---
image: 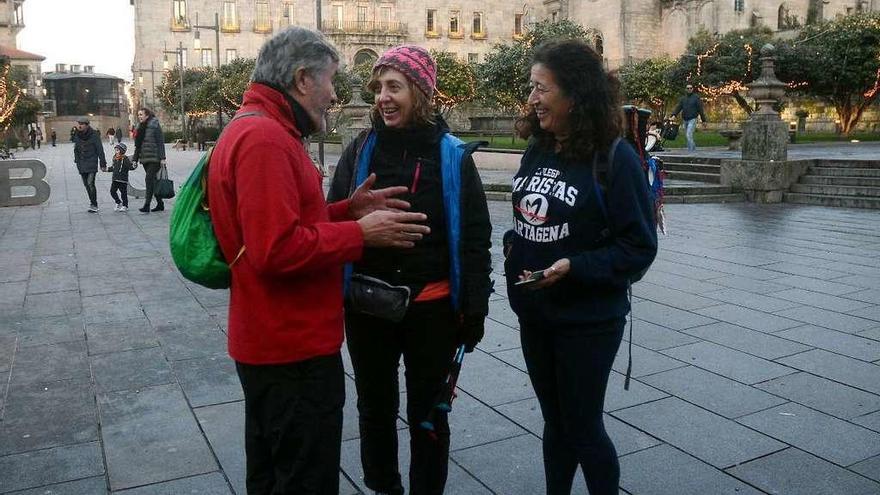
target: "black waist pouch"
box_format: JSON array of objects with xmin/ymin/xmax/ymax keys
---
[{"xmin": 346, "ymin": 273, "xmax": 411, "ymax": 322}]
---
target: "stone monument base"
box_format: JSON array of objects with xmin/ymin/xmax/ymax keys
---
[
  {"xmin": 742, "ymin": 119, "xmax": 789, "ymax": 162},
  {"xmin": 720, "ymin": 159, "xmax": 811, "ymax": 203}
]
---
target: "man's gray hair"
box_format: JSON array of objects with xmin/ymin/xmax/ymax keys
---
[{"xmin": 251, "ymin": 27, "xmax": 340, "ymax": 89}]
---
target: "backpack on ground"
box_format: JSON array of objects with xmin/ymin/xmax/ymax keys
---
[{"xmin": 169, "ymin": 112, "xmax": 260, "ymax": 289}]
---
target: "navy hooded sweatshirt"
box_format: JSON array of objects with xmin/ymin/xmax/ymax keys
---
[{"xmin": 505, "ymin": 140, "xmax": 657, "ymax": 328}]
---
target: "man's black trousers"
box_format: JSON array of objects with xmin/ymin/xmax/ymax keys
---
[{"xmin": 235, "ymin": 352, "xmax": 345, "ymax": 495}]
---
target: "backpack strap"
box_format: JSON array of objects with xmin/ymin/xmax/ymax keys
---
[
  {"xmin": 202, "ymin": 111, "xmax": 265, "ymax": 266},
  {"xmin": 591, "ymin": 137, "xmax": 636, "ymax": 390}
]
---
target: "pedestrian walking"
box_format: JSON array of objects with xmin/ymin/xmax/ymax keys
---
[
  {"xmin": 106, "ymin": 142, "xmax": 136, "ymax": 211},
  {"xmin": 50, "ymin": 129, "xmax": 57, "ymax": 147},
  {"xmin": 671, "ymin": 83, "xmax": 707, "ymax": 152},
  {"xmin": 132, "ymin": 107, "xmax": 166, "ymax": 213},
  {"xmin": 328, "ymin": 44, "xmax": 492, "ymax": 495},
  {"xmin": 116, "ymin": 126, "xmax": 123, "ymax": 144},
  {"xmin": 505, "ymin": 39, "xmax": 657, "ymax": 495},
  {"xmin": 106, "ymin": 127, "xmax": 116, "ymax": 145},
  {"xmin": 28, "ymin": 127, "xmax": 36, "ymax": 150},
  {"xmin": 36, "ymin": 127, "xmax": 42, "ymax": 149},
  {"xmin": 71, "ymin": 117, "xmax": 108, "ymax": 213},
  {"xmin": 207, "ymin": 26, "xmax": 431, "ymax": 495}
]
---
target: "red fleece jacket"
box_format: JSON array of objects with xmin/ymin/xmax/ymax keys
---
[{"xmin": 208, "ymin": 83, "xmax": 364, "ymax": 364}]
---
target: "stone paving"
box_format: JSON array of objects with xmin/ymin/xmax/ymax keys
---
[{"xmin": 1, "ymin": 142, "xmax": 880, "ymax": 494}]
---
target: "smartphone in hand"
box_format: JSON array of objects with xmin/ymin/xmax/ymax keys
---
[{"xmin": 515, "ymin": 269, "xmax": 545, "ymax": 286}]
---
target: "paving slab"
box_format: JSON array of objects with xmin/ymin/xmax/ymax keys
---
[
  {"xmin": 194, "ymin": 401, "xmax": 246, "ymax": 495},
  {"xmin": 694, "ymin": 303, "xmax": 802, "ymax": 333},
  {"xmin": 629, "ymin": 299, "xmax": 716, "ymax": 331},
  {"xmin": 845, "ymin": 289, "xmax": 880, "ymax": 305},
  {"xmin": 641, "ymin": 366, "xmax": 787, "ymax": 419},
  {"xmin": 449, "ymin": 390, "xmax": 528, "ymax": 451},
  {"xmin": 727, "ymin": 447, "xmax": 880, "ymax": 495},
  {"xmin": 772, "ymin": 275, "xmax": 862, "ymax": 296},
  {"xmin": 90, "ymin": 346, "xmax": 173, "ymax": 393},
  {"xmin": 475, "ymin": 317, "xmax": 521, "ymax": 353},
  {"xmin": 681, "ymin": 322, "xmax": 810, "ymax": 360},
  {"xmin": 0, "ymin": 441, "xmax": 104, "ymax": 493},
  {"xmin": 775, "ymin": 325, "xmax": 880, "ymax": 362},
  {"xmin": 704, "ymin": 275, "xmax": 792, "ymax": 295},
  {"xmin": 619, "ymin": 444, "xmax": 763, "ymax": 495},
  {"xmin": 631, "ymin": 281, "xmax": 721, "ymax": 310},
  {"xmin": 623, "ymin": 319, "xmax": 700, "ymax": 351},
  {"xmin": 113, "ymin": 472, "xmax": 233, "ymax": 495},
  {"xmin": 850, "ymin": 455, "xmax": 880, "ymax": 483},
  {"xmin": 455, "ymin": 350, "xmax": 534, "ymax": 406},
  {"xmin": 604, "ymin": 371, "xmax": 669, "ymax": 412},
  {"xmin": 7, "ymin": 476, "xmax": 108, "ymax": 495},
  {"xmin": 490, "ymin": 347, "xmax": 527, "ymax": 372},
  {"xmin": 8, "ymin": 340, "xmax": 89, "ymax": 387},
  {"xmin": 0, "ymin": 377, "xmax": 97, "ymax": 456},
  {"xmin": 637, "ymin": 271, "xmax": 725, "ymax": 295},
  {"xmin": 777, "ymin": 349, "xmax": 880, "ymax": 395},
  {"xmin": 23, "ymin": 290, "xmax": 81, "ymax": 319},
  {"xmin": 769, "ymin": 288, "xmax": 872, "ymax": 313},
  {"xmin": 449, "ymin": 433, "xmax": 544, "ymax": 495},
  {"xmin": 852, "ymin": 410, "xmax": 880, "ymax": 433},
  {"xmin": 774, "ymin": 306, "xmax": 879, "ymax": 333},
  {"xmin": 612, "ymin": 343, "xmax": 688, "ymax": 378},
  {"xmin": 98, "ymin": 383, "xmax": 218, "ymax": 491},
  {"xmin": 756, "ymin": 372, "xmax": 880, "ymax": 420},
  {"xmin": 660, "ymin": 341, "xmax": 795, "ymax": 385},
  {"xmin": 849, "ymin": 304, "xmax": 880, "ymax": 323},
  {"xmin": 702, "ymin": 287, "xmax": 803, "ymax": 313},
  {"xmin": 613, "ymin": 397, "xmax": 785, "ymax": 469},
  {"xmin": 153, "ymin": 320, "xmax": 228, "ymax": 361},
  {"xmin": 14, "ymin": 315, "xmax": 84, "ymax": 347},
  {"xmin": 171, "ymin": 354, "xmax": 243, "ymax": 408},
  {"xmin": 84, "ymin": 317, "xmax": 159, "ymax": 355},
  {"xmin": 737, "ymin": 402, "xmax": 880, "ymax": 466}
]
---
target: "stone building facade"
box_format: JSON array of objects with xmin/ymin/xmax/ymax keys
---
[
  {"xmin": 130, "ymin": 0, "xmax": 878, "ymax": 129},
  {"xmin": 0, "ymin": 0, "xmax": 25, "ymax": 48}
]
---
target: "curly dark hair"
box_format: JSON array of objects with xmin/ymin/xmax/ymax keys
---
[{"xmin": 517, "ymin": 39, "xmax": 623, "ymax": 162}]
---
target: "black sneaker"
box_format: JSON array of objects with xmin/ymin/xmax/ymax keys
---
[
  {"xmin": 150, "ymin": 205, "xmax": 164, "ymax": 212},
  {"xmin": 138, "ymin": 206, "xmax": 150, "ymax": 213}
]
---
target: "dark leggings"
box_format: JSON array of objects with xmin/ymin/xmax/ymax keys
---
[
  {"xmin": 520, "ymin": 317, "xmax": 625, "ymax": 495},
  {"xmin": 346, "ymin": 299, "xmax": 459, "ymax": 495},
  {"xmin": 109, "ymin": 182, "xmax": 128, "ymax": 207},
  {"xmin": 142, "ymin": 162, "xmax": 163, "ymax": 208}
]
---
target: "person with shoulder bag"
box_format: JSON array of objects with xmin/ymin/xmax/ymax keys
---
[
  {"xmin": 328, "ymin": 45, "xmax": 492, "ymax": 495},
  {"xmin": 132, "ymin": 107, "xmax": 167, "ymax": 213}
]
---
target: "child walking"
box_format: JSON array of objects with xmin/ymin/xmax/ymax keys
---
[{"xmin": 108, "ymin": 143, "xmax": 137, "ymax": 211}]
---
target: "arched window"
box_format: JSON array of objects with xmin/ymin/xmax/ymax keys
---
[
  {"xmin": 354, "ymin": 49, "xmax": 378, "ymax": 67},
  {"xmin": 778, "ymin": 4, "xmax": 790, "ymax": 29},
  {"xmin": 734, "ymin": 0, "xmax": 744, "ymax": 13}
]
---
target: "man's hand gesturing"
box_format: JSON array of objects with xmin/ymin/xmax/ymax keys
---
[
  {"xmin": 348, "ymin": 173, "xmax": 412, "ymax": 219},
  {"xmin": 357, "ymin": 210, "xmax": 431, "ymax": 248}
]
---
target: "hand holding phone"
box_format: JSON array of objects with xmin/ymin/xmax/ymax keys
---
[{"xmin": 515, "ymin": 269, "xmax": 545, "ymax": 286}]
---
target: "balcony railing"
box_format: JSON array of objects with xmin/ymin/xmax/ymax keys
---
[
  {"xmin": 171, "ymin": 16, "xmax": 191, "ymax": 31},
  {"xmin": 321, "ymin": 20, "xmax": 407, "ymax": 35}
]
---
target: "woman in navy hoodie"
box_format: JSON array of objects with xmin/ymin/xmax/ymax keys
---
[{"xmin": 505, "ymin": 39, "xmax": 657, "ymax": 495}]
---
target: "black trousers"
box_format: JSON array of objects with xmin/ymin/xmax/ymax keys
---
[
  {"xmin": 142, "ymin": 162, "xmax": 163, "ymax": 208},
  {"xmin": 109, "ymin": 181, "xmax": 128, "ymax": 207},
  {"xmin": 80, "ymin": 172, "xmax": 97, "ymax": 207},
  {"xmin": 346, "ymin": 299, "xmax": 459, "ymax": 495},
  {"xmin": 520, "ymin": 317, "xmax": 625, "ymax": 495},
  {"xmin": 235, "ymin": 353, "xmax": 345, "ymax": 495}
]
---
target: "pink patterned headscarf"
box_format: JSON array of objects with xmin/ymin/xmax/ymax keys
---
[{"xmin": 373, "ymin": 45, "xmax": 437, "ymax": 99}]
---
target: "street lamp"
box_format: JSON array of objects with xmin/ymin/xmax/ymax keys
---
[
  {"xmin": 194, "ymin": 12, "xmax": 223, "ymax": 129},
  {"xmin": 164, "ymin": 41, "xmax": 187, "ymax": 147}
]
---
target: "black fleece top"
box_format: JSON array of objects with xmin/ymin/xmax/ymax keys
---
[
  {"xmin": 328, "ymin": 116, "xmax": 493, "ymax": 317},
  {"xmin": 505, "ymin": 140, "xmax": 657, "ymax": 328}
]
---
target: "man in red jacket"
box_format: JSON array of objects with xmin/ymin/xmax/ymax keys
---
[{"xmin": 208, "ymin": 27, "xmax": 431, "ymax": 495}]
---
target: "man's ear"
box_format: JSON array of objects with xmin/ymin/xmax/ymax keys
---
[{"xmin": 291, "ymin": 67, "xmax": 310, "ymax": 96}]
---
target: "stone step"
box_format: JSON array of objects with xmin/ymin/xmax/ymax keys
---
[
  {"xmin": 784, "ymin": 193, "xmax": 880, "ymax": 209},
  {"xmin": 814, "ymin": 159, "xmax": 880, "ymax": 169},
  {"xmin": 800, "ymin": 176, "xmax": 880, "ymax": 187},
  {"xmin": 655, "ymin": 155, "xmax": 723, "ymax": 165},
  {"xmin": 809, "ymin": 167, "xmax": 880, "ymax": 178},
  {"xmin": 664, "ymin": 185, "xmax": 735, "ymax": 195},
  {"xmin": 664, "ymin": 170, "xmax": 721, "ymax": 183},
  {"xmin": 662, "ymin": 162, "xmax": 721, "ymax": 174},
  {"xmin": 664, "ymin": 193, "xmax": 746, "ymax": 204},
  {"xmin": 790, "ymin": 184, "xmax": 880, "ymax": 197}
]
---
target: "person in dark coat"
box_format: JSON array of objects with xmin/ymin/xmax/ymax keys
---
[
  {"xmin": 50, "ymin": 129, "xmax": 57, "ymax": 147},
  {"xmin": 671, "ymin": 83, "xmax": 708, "ymax": 152},
  {"xmin": 71, "ymin": 117, "xmax": 108, "ymax": 213},
  {"xmin": 506, "ymin": 39, "xmax": 657, "ymax": 495},
  {"xmin": 132, "ymin": 107, "xmax": 167, "ymax": 213},
  {"xmin": 28, "ymin": 127, "xmax": 36, "ymax": 150},
  {"xmin": 116, "ymin": 127, "xmax": 123, "ymax": 143},
  {"xmin": 106, "ymin": 142, "xmax": 136, "ymax": 211},
  {"xmin": 328, "ymin": 45, "xmax": 492, "ymax": 495}
]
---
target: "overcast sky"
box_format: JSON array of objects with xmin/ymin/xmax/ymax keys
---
[{"xmin": 17, "ymin": 0, "xmax": 136, "ymax": 81}]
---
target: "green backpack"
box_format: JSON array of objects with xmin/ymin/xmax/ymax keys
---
[{"xmin": 169, "ymin": 112, "xmax": 258, "ymax": 289}]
